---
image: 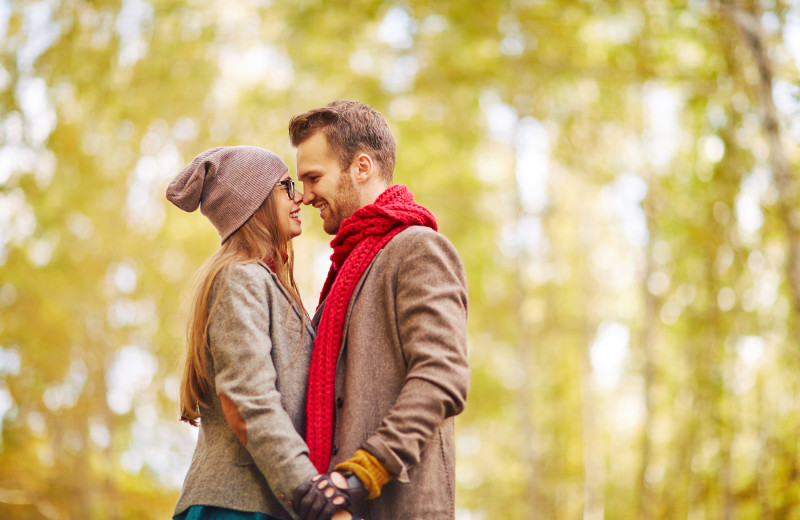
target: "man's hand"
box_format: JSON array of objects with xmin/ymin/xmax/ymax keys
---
[{"xmin": 292, "ymin": 471, "xmax": 367, "ymax": 520}]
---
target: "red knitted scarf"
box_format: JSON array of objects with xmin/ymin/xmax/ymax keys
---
[
  {"xmin": 305, "ymin": 184, "xmax": 437, "ymax": 472},
  {"xmin": 264, "ymin": 251, "xmax": 289, "ymax": 272}
]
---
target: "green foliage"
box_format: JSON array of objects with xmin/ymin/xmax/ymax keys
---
[{"xmin": 1, "ymin": 0, "xmax": 799, "ymax": 518}]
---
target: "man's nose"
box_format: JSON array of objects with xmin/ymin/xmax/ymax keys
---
[{"xmin": 301, "ymin": 189, "xmax": 314, "ymax": 206}]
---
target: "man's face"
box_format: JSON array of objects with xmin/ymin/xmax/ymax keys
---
[{"xmin": 296, "ymin": 132, "xmax": 361, "ymax": 235}]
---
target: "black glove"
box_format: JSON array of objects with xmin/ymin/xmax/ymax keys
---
[{"xmin": 292, "ymin": 471, "xmax": 367, "ymax": 520}]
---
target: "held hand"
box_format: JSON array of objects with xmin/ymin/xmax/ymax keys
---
[{"xmin": 292, "ymin": 471, "xmax": 367, "ymax": 520}]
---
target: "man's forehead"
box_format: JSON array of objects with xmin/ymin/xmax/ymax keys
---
[
  {"xmin": 297, "ymin": 133, "xmax": 334, "ymax": 170},
  {"xmin": 298, "ymin": 131, "xmax": 330, "ymax": 153}
]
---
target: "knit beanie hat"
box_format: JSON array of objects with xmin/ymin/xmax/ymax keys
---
[{"xmin": 166, "ymin": 146, "xmax": 288, "ymax": 243}]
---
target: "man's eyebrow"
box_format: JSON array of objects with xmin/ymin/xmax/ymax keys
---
[{"xmin": 297, "ymin": 169, "xmax": 317, "ymax": 181}]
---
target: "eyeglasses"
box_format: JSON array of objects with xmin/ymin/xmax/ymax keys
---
[{"xmin": 277, "ymin": 178, "xmax": 295, "ymax": 199}]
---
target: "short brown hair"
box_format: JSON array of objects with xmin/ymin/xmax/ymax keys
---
[{"xmin": 289, "ymin": 100, "xmax": 397, "ymax": 183}]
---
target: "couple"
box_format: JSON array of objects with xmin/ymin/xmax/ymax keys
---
[{"xmin": 166, "ymin": 100, "xmax": 470, "ymax": 520}]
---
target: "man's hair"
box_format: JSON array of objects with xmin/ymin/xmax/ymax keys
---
[{"xmin": 289, "ymin": 100, "xmax": 397, "ymax": 184}]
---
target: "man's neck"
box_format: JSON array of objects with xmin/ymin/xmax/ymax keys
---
[{"xmin": 359, "ymin": 181, "xmax": 392, "ymax": 208}]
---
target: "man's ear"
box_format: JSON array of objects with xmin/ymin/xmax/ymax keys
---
[{"xmin": 353, "ymin": 153, "xmax": 374, "ymax": 184}]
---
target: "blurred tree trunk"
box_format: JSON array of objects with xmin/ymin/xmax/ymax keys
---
[
  {"xmin": 512, "ymin": 162, "xmax": 541, "ymax": 518},
  {"xmin": 636, "ymin": 181, "xmax": 657, "ymax": 520},
  {"xmin": 513, "ymin": 251, "xmax": 540, "ymax": 515},
  {"xmin": 579, "ymin": 186, "xmax": 604, "ymax": 520},
  {"xmin": 725, "ymin": 0, "xmax": 800, "ymax": 325},
  {"xmin": 633, "ymin": 6, "xmax": 661, "ymax": 517}
]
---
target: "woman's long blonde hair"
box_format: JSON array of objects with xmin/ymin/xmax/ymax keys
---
[{"xmin": 179, "ymin": 191, "xmax": 304, "ymax": 426}]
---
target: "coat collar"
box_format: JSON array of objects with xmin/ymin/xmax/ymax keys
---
[{"xmin": 256, "ymin": 261, "xmax": 314, "ymax": 336}]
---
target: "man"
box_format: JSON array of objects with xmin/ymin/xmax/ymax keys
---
[{"xmin": 286, "ymin": 100, "xmax": 469, "ymax": 520}]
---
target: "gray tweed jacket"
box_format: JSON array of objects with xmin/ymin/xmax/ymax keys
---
[
  {"xmin": 316, "ymin": 226, "xmax": 470, "ymax": 520},
  {"xmin": 173, "ymin": 262, "xmax": 316, "ymax": 520}
]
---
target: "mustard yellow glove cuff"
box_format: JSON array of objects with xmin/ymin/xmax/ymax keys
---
[{"xmin": 335, "ymin": 449, "xmax": 392, "ymax": 499}]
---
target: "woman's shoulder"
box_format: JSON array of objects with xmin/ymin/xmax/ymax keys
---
[
  {"xmin": 211, "ymin": 262, "xmax": 276, "ymax": 296},
  {"xmin": 227, "ymin": 262, "xmax": 271, "ymax": 280}
]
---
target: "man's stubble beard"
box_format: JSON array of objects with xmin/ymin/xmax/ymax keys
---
[{"xmin": 324, "ymin": 172, "xmax": 362, "ymax": 235}]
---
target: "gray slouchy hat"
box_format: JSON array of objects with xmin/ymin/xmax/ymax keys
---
[{"xmin": 166, "ymin": 146, "xmax": 288, "ymax": 243}]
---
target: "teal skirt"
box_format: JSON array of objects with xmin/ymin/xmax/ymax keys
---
[{"xmin": 173, "ymin": 505, "xmax": 282, "ymax": 520}]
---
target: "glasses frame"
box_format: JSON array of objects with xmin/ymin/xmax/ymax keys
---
[{"xmin": 277, "ymin": 178, "xmax": 295, "ymax": 199}]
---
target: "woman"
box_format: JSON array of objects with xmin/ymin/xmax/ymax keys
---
[{"xmin": 166, "ymin": 145, "xmax": 322, "ymax": 520}]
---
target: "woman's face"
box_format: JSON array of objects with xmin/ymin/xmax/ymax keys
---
[{"xmin": 274, "ymin": 171, "xmax": 303, "ymax": 239}]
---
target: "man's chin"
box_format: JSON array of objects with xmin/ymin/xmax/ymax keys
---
[{"xmin": 323, "ymin": 220, "xmax": 339, "ymax": 235}]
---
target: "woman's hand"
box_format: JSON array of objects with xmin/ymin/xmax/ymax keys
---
[{"xmin": 292, "ymin": 471, "xmax": 366, "ymax": 520}]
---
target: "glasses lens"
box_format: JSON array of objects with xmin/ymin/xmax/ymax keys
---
[{"xmin": 281, "ymin": 179, "xmax": 294, "ymax": 199}]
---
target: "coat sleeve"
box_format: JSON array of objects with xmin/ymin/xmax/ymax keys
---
[
  {"xmin": 207, "ymin": 265, "xmax": 317, "ymax": 511},
  {"xmin": 362, "ymin": 231, "xmax": 470, "ymax": 480}
]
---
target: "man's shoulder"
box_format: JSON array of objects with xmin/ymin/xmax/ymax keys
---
[
  {"xmin": 387, "ymin": 226, "xmax": 455, "ymax": 250},
  {"xmin": 384, "ymin": 226, "xmax": 461, "ymax": 260},
  {"xmin": 373, "ymin": 226, "xmax": 465, "ymax": 285}
]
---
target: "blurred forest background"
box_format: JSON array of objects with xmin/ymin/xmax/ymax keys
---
[{"xmin": 1, "ymin": 0, "xmax": 799, "ymax": 518}]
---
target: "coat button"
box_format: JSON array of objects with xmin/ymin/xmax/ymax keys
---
[
  {"xmin": 336, "ymin": 397, "xmax": 343, "ymax": 408},
  {"xmin": 332, "ymin": 445, "xmax": 339, "ymax": 455},
  {"xmin": 278, "ymin": 492, "xmax": 285, "ymax": 500}
]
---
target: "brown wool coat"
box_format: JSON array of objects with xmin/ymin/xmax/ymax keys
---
[
  {"xmin": 174, "ymin": 262, "xmax": 317, "ymax": 520},
  {"xmin": 315, "ymin": 226, "xmax": 470, "ymax": 520}
]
